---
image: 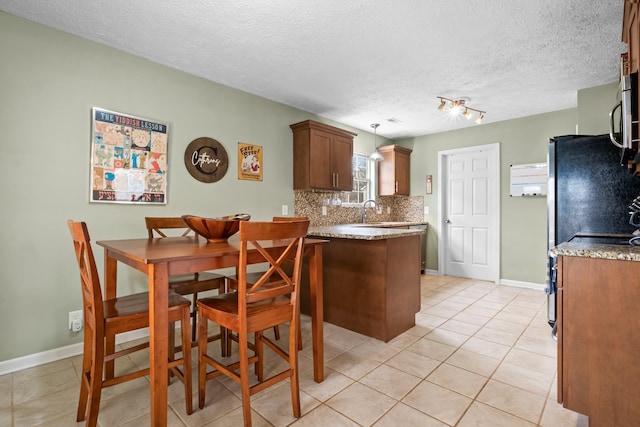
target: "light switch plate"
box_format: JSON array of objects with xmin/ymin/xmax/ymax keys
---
[{"xmin": 281, "ymin": 205, "xmax": 288, "ymax": 215}]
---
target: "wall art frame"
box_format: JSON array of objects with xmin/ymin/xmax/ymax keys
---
[
  {"xmin": 238, "ymin": 142, "xmax": 263, "ymax": 181},
  {"xmin": 90, "ymin": 107, "xmax": 168, "ymax": 204},
  {"xmin": 184, "ymin": 137, "xmax": 229, "ymax": 183}
]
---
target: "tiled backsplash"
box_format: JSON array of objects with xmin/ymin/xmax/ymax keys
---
[{"xmin": 294, "ymin": 190, "xmax": 424, "ymax": 226}]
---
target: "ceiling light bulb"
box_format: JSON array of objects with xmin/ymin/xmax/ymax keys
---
[
  {"xmin": 475, "ymin": 113, "xmax": 484, "ymax": 124},
  {"xmin": 463, "ymin": 108, "xmax": 472, "ymax": 119},
  {"xmin": 437, "ymin": 99, "xmax": 446, "ymax": 111},
  {"xmin": 370, "ymin": 151, "xmax": 383, "ymax": 161}
]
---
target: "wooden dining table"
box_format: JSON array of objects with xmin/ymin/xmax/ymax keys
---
[{"xmin": 96, "ymin": 235, "xmax": 327, "ymax": 426}]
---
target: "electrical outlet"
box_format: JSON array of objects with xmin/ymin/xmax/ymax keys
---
[
  {"xmin": 281, "ymin": 205, "xmax": 288, "ymax": 215},
  {"xmin": 322, "ymin": 206, "xmax": 327, "ymax": 216},
  {"xmin": 387, "ymin": 207, "xmax": 391, "ymax": 214},
  {"xmin": 376, "ymin": 206, "xmax": 382, "ymax": 214},
  {"xmin": 424, "ymin": 206, "xmax": 430, "ymax": 215},
  {"xmin": 69, "ymin": 310, "xmax": 83, "ymax": 332}
]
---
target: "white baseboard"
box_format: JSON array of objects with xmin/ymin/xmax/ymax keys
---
[
  {"xmin": 0, "ymin": 328, "xmax": 150, "ymax": 376},
  {"xmin": 499, "ymin": 279, "xmax": 546, "ymax": 292},
  {"xmin": 425, "ymin": 270, "xmax": 545, "ymax": 292},
  {"xmin": 424, "ymin": 270, "xmax": 545, "ymax": 292}
]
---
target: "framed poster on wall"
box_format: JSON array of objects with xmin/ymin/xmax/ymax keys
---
[
  {"xmin": 90, "ymin": 107, "xmax": 168, "ymax": 204},
  {"xmin": 238, "ymin": 142, "xmax": 263, "ymax": 181}
]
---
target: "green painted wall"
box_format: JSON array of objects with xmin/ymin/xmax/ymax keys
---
[{"xmin": 578, "ymin": 81, "xmax": 619, "ymax": 135}]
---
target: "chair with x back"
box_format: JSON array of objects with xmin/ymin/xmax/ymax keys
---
[
  {"xmin": 145, "ymin": 216, "xmax": 227, "ymax": 349},
  {"xmin": 224, "ymin": 216, "xmax": 308, "ymax": 352},
  {"xmin": 197, "ymin": 218, "xmax": 309, "ymax": 426},
  {"xmin": 67, "ymin": 220, "xmax": 193, "ymax": 427}
]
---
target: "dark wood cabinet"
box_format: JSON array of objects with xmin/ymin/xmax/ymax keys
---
[
  {"xmin": 623, "ymin": 1, "xmax": 639, "ymax": 74},
  {"xmin": 622, "ymin": 1, "xmax": 640, "ymax": 174},
  {"xmin": 290, "ymin": 120, "xmax": 356, "ymax": 191},
  {"xmin": 557, "ymin": 255, "xmax": 640, "ymax": 427},
  {"xmin": 378, "ymin": 145, "xmax": 412, "ymax": 196}
]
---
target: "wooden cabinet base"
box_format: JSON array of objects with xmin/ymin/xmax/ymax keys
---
[
  {"xmin": 558, "ymin": 256, "xmax": 640, "ymax": 427},
  {"xmin": 301, "ymin": 235, "xmax": 421, "ymax": 342}
]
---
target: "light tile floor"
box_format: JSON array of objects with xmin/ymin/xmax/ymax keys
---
[{"xmin": 0, "ymin": 275, "xmax": 590, "ymax": 426}]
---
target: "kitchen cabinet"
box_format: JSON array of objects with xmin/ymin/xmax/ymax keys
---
[
  {"xmin": 557, "ymin": 255, "xmax": 640, "ymax": 427},
  {"xmin": 623, "ymin": 1, "xmax": 639, "ymax": 74},
  {"xmin": 290, "ymin": 120, "xmax": 356, "ymax": 191},
  {"xmin": 377, "ymin": 145, "xmax": 412, "ymax": 196},
  {"xmin": 622, "ymin": 1, "xmax": 640, "ymax": 174},
  {"xmin": 299, "ymin": 232, "xmax": 421, "ymax": 342}
]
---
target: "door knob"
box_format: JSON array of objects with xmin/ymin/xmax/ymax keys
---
[{"xmin": 445, "ymin": 219, "xmax": 451, "ymax": 224}]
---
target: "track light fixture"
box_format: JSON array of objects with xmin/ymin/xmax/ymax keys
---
[{"xmin": 436, "ymin": 96, "xmax": 486, "ymax": 124}]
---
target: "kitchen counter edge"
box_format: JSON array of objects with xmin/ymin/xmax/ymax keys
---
[
  {"xmin": 308, "ymin": 222, "xmax": 427, "ymax": 241},
  {"xmin": 550, "ymin": 241, "xmax": 640, "ymax": 262}
]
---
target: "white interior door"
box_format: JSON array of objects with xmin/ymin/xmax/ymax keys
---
[{"xmin": 438, "ymin": 144, "xmax": 499, "ymax": 282}]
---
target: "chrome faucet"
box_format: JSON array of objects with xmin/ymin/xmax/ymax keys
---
[{"xmin": 362, "ymin": 199, "xmax": 377, "ymax": 223}]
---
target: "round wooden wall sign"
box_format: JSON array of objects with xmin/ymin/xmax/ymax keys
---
[{"xmin": 184, "ymin": 137, "xmax": 229, "ymax": 183}]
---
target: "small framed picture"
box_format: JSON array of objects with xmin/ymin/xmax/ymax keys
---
[{"xmin": 238, "ymin": 143, "xmax": 263, "ymax": 181}]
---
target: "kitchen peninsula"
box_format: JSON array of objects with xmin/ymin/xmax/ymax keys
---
[{"xmin": 301, "ymin": 223, "xmax": 426, "ymax": 342}]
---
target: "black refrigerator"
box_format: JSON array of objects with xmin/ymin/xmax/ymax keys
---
[{"xmin": 546, "ymin": 134, "xmax": 640, "ymax": 331}]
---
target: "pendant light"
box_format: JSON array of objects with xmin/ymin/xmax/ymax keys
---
[{"xmin": 370, "ymin": 123, "xmax": 383, "ymax": 161}]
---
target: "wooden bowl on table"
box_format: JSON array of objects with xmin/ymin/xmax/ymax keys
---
[{"xmin": 182, "ymin": 213, "xmax": 251, "ymax": 243}]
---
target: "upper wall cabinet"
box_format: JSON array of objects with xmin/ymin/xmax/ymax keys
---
[
  {"xmin": 378, "ymin": 145, "xmax": 412, "ymax": 196},
  {"xmin": 623, "ymin": 1, "xmax": 639, "ymax": 74},
  {"xmin": 291, "ymin": 120, "xmax": 356, "ymax": 191}
]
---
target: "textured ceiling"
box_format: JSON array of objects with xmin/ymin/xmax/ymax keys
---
[{"xmin": 0, "ymin": 0, "xmax": 626, "ymax": 139}]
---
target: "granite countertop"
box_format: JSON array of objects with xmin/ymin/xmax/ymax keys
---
[
  {"xmin": 550, "ymin": 241, "xmax": 640, "ymax": 262},
  {"xmin": 308, "ymin": 222, "xmax": 427, "ymax": 240}
]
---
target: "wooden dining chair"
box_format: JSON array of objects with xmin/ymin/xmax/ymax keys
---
[
  {"xmin": 197, "ymin": 219, "xmax": 310, "ymax": 427},
  {"xmin": 224, "ymin": 216, "xmax": 308, "ymax": 352},
  {"xmin": 67, "ymin": 220, "xmax": 193, "ymax": 427},
  {"xmin": 145, "ymin": 216, "xmax": 227, "ymax": 348}
]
